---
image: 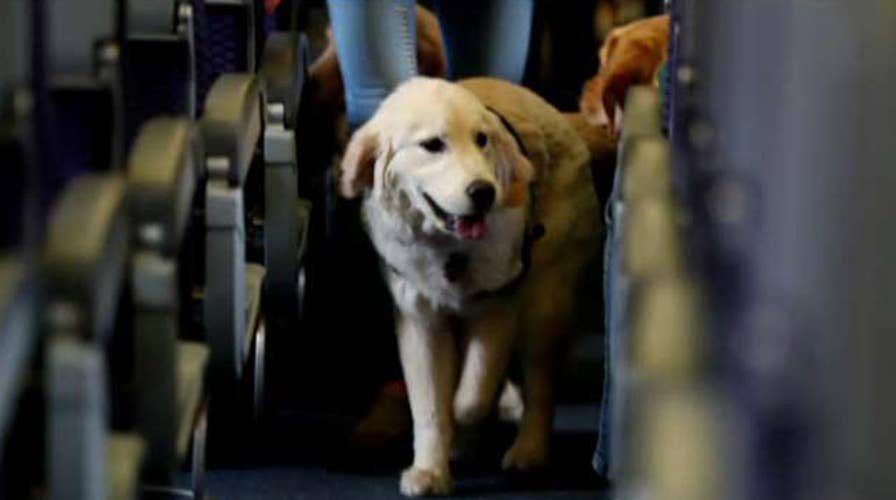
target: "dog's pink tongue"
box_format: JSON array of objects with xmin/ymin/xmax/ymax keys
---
[{"xmin": 456, "ymin": 218, "xmax": 488, "ymax": 240}]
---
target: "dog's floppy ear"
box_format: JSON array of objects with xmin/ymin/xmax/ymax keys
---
[
  {"xmin": 339, "ymin": 123, "xmax": 379, "ymax": 198},
  {"xmin": 490, "ymin": 117, "xmax": 536, "ymax": 208}
]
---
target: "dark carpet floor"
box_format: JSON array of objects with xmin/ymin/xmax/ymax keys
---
[{"xmin": 204, "ymin": 404, "xmax": 610, "ymax": 499}]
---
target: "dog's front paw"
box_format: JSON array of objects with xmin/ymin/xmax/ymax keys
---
[
  {"xmin": 400, "ymin": 466, "xmax": 454, "ymax": 497},
  {"xmin": 501, "ymin": 436, "xmax": 548, "ymax": 472}
]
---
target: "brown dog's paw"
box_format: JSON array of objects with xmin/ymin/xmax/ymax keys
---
[
  {"xmin": 400, "ymin": 466, "xmax": 454, "ymax": 497},
  {"xmin": 501, "ymin": 435, "xmax": 549, "ymax": 472},
  {"xmin": 349, "ymin": 381, "xmax": 412, "ymax": 450},
  {"xmin": 579, "ymin": 76, "xmax": 612, "ymax": 127}
]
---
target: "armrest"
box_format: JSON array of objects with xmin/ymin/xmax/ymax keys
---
[
  {"xmin": 127, "ymin": 117, "xmax": 201, "ymax": 256},
  {"xmin": 201, "ymin": 73, "xmax": 264, "ymax": 186},
  {"xmin": 106, "ymin": 434, "xmax": 146, "ymax": 500},
  {"xmin": 625, "ymin": 198, "xmax": 684, "ymax": 280},
  {"xmin": 43, "ymin": 174, "xmax": 128, "ymax": 339},
  {"xmin": 623, "ymin": 138, "xmax": 672, "ymax": 201},
  {"xmin": 259, "ymin": 32, "xmax": 309, "ymax": 129},
  {"xmin": 621, "ymin": 86, "xmax": 663, "ymax": 144}
]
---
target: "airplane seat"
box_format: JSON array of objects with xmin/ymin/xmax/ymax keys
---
[
  {"xmin": 39, "ymin": 2, "xmax": 150, "ymax": 498},
  {"xmin": 42, "ymin": 173, "xmax": 145, "ymax": 500},
  {"xmin": 127, "ymin": 116, "xmax": 210, "ymax": 498},
  {"xmin": 258, "ymin": 27, "xmax": 312, "ymax": 391},
  {"xmin": 0, "ymin": 2, "xmax": 42, "ymax": 497},
  {"xmin": 200, "ymin": 73, "xmax": 267, "ymax": 422}
]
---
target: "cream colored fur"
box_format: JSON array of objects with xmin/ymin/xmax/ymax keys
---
[{"xmin": 340, "ymin": 77, "xmax": 601, "ymax": 496}]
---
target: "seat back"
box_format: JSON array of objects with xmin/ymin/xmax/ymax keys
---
[
  {"xmin": 41, "ymin": 174, "xmax": 134, "ymax": 500},
  {"xmin": 128, "ymin": 118, "xmax": 201, "ymax": 257},
  {"xmin": 0, "ymin": 0, "xmax": 35, "ymax": 249},
  {"xmin": 259, "ymin": 32, "xmax": 307, "ymax": 129},
  {"xmin": 202, "ymin": 73, "xmax": 264, "ymax": 187},
  {"xmin": 43, "ymin": 174, "xmax": 129, "ymax": 341},
  {"xmin": 46, "ymin": 0, "xmax": 122, "ymax": 201},
  {"xmin": 205, "ymin": 0, "xmax": 257, "ymax": 79},
  {"xmin": 123, "ymin": 0, "xmax": 198, "ymax": 146}
]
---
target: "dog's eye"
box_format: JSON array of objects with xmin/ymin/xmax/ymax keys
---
[
  {"xmin": 420, "ymin": 137, "xmax": 446, "ymax": 153},
  {"xmin": 475, "ymin": 132, "xmax": 488, "ymax": 148}
]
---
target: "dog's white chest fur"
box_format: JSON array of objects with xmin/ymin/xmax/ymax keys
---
[{"xmin": 362, "ymin": 198, "xmax": 526, "ymax": 314}]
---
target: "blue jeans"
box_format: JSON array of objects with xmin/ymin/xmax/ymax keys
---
[
  {"xmin": 326, "ymin": 0, "xmax": 535, "ymax": 128},
  {"xmin": 326, "ymin": 0, "xmax": 419, "ymax": 129},
  {"xmin": 433, "ymin": 0, "xmax": 533, "ymax": 82},
  {"xmin": 595, "ymin": 150, "xmax": 628, "ymax": 480}
]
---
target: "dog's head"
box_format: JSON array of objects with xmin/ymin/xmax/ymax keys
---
[
  {"xmin": 580, "ymin": 14, "xmax": 670, "ymax": 134},
  {"xmin": 339, "ymin": 78, "xmax": 534, "ymax": 241}
]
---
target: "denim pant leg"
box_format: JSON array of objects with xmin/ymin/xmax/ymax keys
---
[
  {"xmin": 595, "ymin": 162, "xmax": 628, "ymax": 480},
  {"xmin": 433, "ymin": 0, "xmax": 534, "ymax": 83},
  {"xmin": 326, "ymin": 0, "xmax": 418, "ymax": 129}
]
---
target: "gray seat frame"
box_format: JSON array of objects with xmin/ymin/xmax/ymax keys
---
[
  {"xmin": 259, "ymin": 32, "xmax": 312, "ymax": 343},
  {"xmin": 201, "ymin": 73, "xmax": 266, "ymax": 397}
]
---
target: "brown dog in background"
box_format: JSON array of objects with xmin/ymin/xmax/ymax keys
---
[{"xmin": 580, "ymin": 14, "xmax": 670, "ymax": 134}]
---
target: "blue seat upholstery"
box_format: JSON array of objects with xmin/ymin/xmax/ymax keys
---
[
  {"xmin": 45, "ymin": 0, "xmax": 122, "ymax": 202},
  {"xmin": 205, "ymin": 0, "xmax": 257, "ymax": 79},
  {"xmin": 123, "ymin": 0, "xmax": 197, "ymax": 146}
]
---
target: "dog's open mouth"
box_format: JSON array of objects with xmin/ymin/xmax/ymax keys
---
[{"xmin": 423, "ymin": 192, "xmax": 488, "ymax": 240}]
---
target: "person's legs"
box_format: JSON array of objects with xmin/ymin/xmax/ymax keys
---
[
  {"xmin": 326, "ymin": 0, "xmax": 418, "ymax": 128},
  {"xmin": 432, "ymin": 0, "xmax": 534, "ymax": 83},
  {"xmin": 324, "ymin": 0, "xmax": 419, "ymax": 449}
]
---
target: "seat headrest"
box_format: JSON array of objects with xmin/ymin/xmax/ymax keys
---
[
  {"xmin": 127, "ymin": 117, "xmax": 202, "ymax": 256},
  {"xmin": 201, "ymin": 73, "xmax": 264, "ymax": 186}
]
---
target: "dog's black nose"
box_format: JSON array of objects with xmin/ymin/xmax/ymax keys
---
[{"xmin": 466, "ymin": 180, "xmax": 496, "ymax": 213}]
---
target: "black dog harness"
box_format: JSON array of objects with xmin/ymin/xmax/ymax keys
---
[{"xmin": 466, "ymin": 107, "xmax": 546, "ymax": 300}]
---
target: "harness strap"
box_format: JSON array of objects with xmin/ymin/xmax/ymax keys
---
[
  {"xmin": 471, "ymin": 107, "xmax": 545, "ymax": 300},
  {"xmin": 485, "ymin": 105, "xmax": 529, "ymax": 157}
]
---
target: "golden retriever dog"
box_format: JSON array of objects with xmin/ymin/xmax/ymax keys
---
[
  {"xmin": 580, "ymin": 14, "xmax": 670, "ymax": 134},
  {"xmin": 339, "ymin": 77, "xmax": 602, "ymax": 496}
]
